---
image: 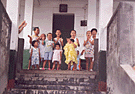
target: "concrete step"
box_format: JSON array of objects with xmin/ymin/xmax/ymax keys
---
[
  {"xmin": 14, "ymin": 84, "xmax": 97, "ymax": 91},
  {"xmin": 17, "ymin": 70, "xmax": 97, "ymax": 75},
  {"xmin": 16, "ymin": 70, "xmax": 97, "ymax": 80},
  {"xmin": 7, "ymin": 88, "xmax": 101, "ymax": 94}
]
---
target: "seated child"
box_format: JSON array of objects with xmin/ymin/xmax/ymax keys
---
[
  {"xmin": 30, "ymin": 40, "xmax": 41, "ymax": 69},
  {"xmin": 63, "ymin": 37, "xmax": 78, "ymax": 70},
  {"xmin": 52, "ymin": 43, "xmax": 62, "ymax": 70}
]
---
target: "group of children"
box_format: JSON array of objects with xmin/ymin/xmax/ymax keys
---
[{"xmin": 27, "ymin": 27, "xmax": 97, "ymax": 71}]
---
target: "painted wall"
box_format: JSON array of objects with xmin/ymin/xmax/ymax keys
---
[{"xmin": 19, "ymin": 0, "xmax": 88, "ymax": 51}]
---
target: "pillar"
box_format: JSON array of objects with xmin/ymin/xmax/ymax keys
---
[
  {"xmin": 98, "ymin": 0, "xmax": 113, "ymax": 51},
  {"xmin": 87, "ymin": 0, "xmax": 97, "ymax": 30},
  {"xmin": 6, "ymin": 0, "xmax": 20, "ymax": 50},
  {"xmin": 23, "ymin": 0, "xmax": 34, "ymax": 49}
]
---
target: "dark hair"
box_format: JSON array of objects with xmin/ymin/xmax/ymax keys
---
[
  {"xmin": 47, "ymin": 33, "xmax": 52, "ymax": 36},
  {"xmin": 56, "ymin": 29, "xmax": 61, "ymax": 32},
  {"xmin": 66, "ymin": 36, "xmax": 71, "ymax": 39},
  {"xmin": 71, "ymin": 30, "xmax": 76, "ymax": 34},
  {"xmin": 32, "ymin": 40, "xmax": 38, "ymax": 47},
  {"xmin": 70, "ymin": 39, "xmax": 74, "ymax": 42},
  {"xmin": 34, "ymin": 27, "xmax": 39, "ymax": 31},
  {"xmin": 91, "ymin": 28, "xmax": 97, "ymax": 33},
  {"xmin": 55, "ymin": 42, "xmax": 60, "ymax": 48}
]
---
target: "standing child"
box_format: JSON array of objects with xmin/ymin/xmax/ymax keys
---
[
  {"xmin": 83, "ymin": 31, "xmax": 94, "ymax": 71},
  {"xmin": 30, "ymin": 40, "xmax": 41, "ymax": 69},
  {"xmin": 28, "ymin": 27, "xmax": 40, "ymax": 69},
  {"xmin": 53, "ymin": 30, "xmax": 63, "ymax": 49},
  {"xmin": 64, "ymin": 38, "xmax": 78, "ymax": 70},
  {"xmin": 42, "ymin": 33, "xmax": 54, "ymax": 70},
  {"xmin": 70, "ymin": 30, "xmax": 80, "ymax": 49},
  {"xmin": 53, "ymin": 30, "xmax": 63, "ymax": 69},
  {"xmin": 39, "ymin": 34, "xmax": 46, "ymax": 67},
  {"xmin": 52, "ymin": 43, "xmax": 62, "ymax": 70}
]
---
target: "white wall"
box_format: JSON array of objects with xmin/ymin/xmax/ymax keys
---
[{"xmin": 19, "ymin": 0, "xmax": 88, "ymax": 50}]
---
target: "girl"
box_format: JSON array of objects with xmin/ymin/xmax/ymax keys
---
[
  {"xmin": 30, "ymin": 40, "xmax": 41, "ymax": 69},
  {"xmin": 83, "ymin": 31, "xmax": 94, "ymax": 71},
  {"xmin": 64, "ymin": 37, "xmax": 78, "ymax": 70},
  {"xmin": 52, "ymin": 43, "xmax": 62, "ymax": 70},
  {"xmin": 39, "ymin": 34, "xmax": 46, "ymax": 66},
  {"xmin": 53, "ymin": 30, "xmax": 63, "ymax": 49},
  {"xmin": 70, "ymin": 30, "xmax": 80, "ymax": 48}
]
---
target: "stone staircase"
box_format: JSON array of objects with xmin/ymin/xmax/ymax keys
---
[{"xmin": 7, "ymin": 70, "xmax": 101, "ymax": 94}]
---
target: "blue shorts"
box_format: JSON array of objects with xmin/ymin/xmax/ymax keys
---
[{"xmin": 44, "ymin": 52, "xmax": 53, "ymax": 60}]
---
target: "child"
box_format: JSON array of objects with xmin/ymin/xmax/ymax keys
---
[
  {"xmin": 71, "ymin": 50, "xmax": 81, "ymax": 71},
  {"xmin": 39, "ymin": 34, "xmax": 46, "ymax": 65},
  {"xmin": 53, "ymin": 30, "xmax": 63, "ymax": 49},
  {"xmin": 52, "ymin": 43, "xmax": 62, "ymax": 70},
  {"xmin": 42, "ymin": 33, "xmax": 54, "ymax": 70},
  {"xmin": 64, "ymin": 37, "xmax": 78, "ymax": 70},
  {"xmin": 30, "ymin": 40, "xmax": 41, "ymax": 69},
  {"xmin": 28, "ymin": 27, "xmax": 40, "ymax": 44},
  {"xmin": 53, "ymin": 30, "xmax": 63, "ymax": 70},
  {"xmin": 83, "ymin": 31, "xmax": 94, "ymax": 71},
  {"xmin": 28, "ymin": 27, "xmax": 40, "ymax": 69},
  {"xmin": 70, "ymin": 30, "xmax": 80, "ymax": 48}
]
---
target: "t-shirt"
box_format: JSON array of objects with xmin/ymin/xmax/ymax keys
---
[{"xmin": 44, "ymin": 40, "xmax": 54, "ymax": 52}]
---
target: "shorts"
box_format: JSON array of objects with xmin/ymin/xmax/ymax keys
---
[
  {"xmin": 44, "ymin": 52, "xmax": 53, "ymax": 60},
  {"xmin": 31, "ymin": 57, "xmax": 39, "ymax": 65}
]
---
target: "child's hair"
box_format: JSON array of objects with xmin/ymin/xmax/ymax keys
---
[
  {"xmin": 55, "ymin": 42, "xmax": 60, "ymax": 48},
  {"xmin": 70, "ymin": 39, "xmax": 74, "ymax": 42},
  {"xmin": 42, "ymin": 34, "xmax": 46, "ymax": 37},
  {"xmin": 71, "ymin": 30, "xmax": 76, "ymax": 34},
  {"xmin": 56, "ymin": 29, "xmax": 61, "ymax": 32},
  {"xmin": 32, "ymin": 40, "xmax": 38, "ymax": 47},
  {"xmin": 86, "ymin": 30, "xmax": 91, "ymax": 34},
  {"xmin": 91, "ymin": 28, "xmax": 97, "ymax": 33},
  {"xmin": 66, "ymin": 36, "xmax": 71, "ymax": 39},
  {"xmin": 47, "ymin": 33, "xmax": 52, "ymax": 36},
  {"xmin": 34, "ymin": 27, "xmax": 39, "ymax": 31}
]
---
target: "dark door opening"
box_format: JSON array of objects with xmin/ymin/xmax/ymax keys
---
[{"xmin": 52, "ymin": 14, "xmax": 74, "ymax": 70}]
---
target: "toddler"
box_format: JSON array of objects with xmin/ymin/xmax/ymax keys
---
[
  {"xmin": 30, "ymin": 40, "xmax": 41, "ymax": 69},
  {"xmin": 52, "ymin": 43, "xmax": 62, "ymax": 70}
]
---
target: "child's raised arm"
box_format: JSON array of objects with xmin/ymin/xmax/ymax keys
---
[
  {"xmin": 60, "ymin": 38, "xmax": 64, "ymax": 46},
  {"xmin": 28, "ymin": 35, "xmax": 32, "ymax": 44},
  {"xmin": 76, "ymin": 38, "xmax": 80, "ymax": 47}
]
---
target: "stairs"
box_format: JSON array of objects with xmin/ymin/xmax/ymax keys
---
[{"xmin": 7, "ymin": 70, "xmax": 101, "ymax": 94}]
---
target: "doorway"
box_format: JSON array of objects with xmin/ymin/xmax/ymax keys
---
[{"xmin": 52, "ymin": 14, "xmax": 74, "ymax": 70}]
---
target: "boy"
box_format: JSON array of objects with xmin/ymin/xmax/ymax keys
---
[{"xmin": 42, "ymin": 33, "xmax": 54, "ymax": 70}]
